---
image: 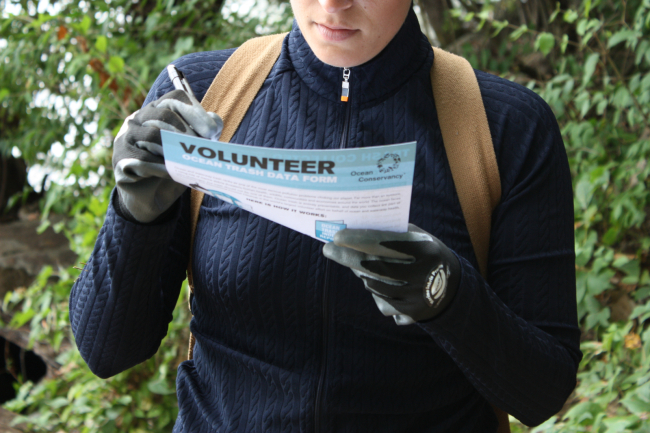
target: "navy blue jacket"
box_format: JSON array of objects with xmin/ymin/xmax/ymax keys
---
[{"xmin": 70, "ymin": 9, "xmax": 581, "ymax": 432}]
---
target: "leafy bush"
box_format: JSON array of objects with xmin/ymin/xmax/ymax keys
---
[
  {"xmin": 455, "ymin": 0, "xmax": 650, "ymax": 430},
  {"xmin": 0, "ymin": 0, "xmax": 291, "ymax": 431},
  {"xmin": 5, "ymin": 276, "xmax": 191, "ymax": 432}
]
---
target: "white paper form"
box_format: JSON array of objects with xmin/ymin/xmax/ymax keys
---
[{"xmin": 161, "ymin": 130, "xmax": 416, "ymax": 242}]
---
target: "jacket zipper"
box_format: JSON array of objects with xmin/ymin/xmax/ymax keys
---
[
  {"xmin": 339, "ymin": 68, "xmax": 351, "ymax": 149},
  {"xmin": 315, "ymin": 68, "xmax": 352, "ymax": 433}
]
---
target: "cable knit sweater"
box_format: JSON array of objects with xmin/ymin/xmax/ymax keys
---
[{"xmin": 70, "ymin": 9, "xmax": 581, "ymax": 432}]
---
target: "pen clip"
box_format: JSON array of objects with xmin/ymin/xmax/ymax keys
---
[{"xmin": 166, "ymin": 64, "xmax": 193, "ymax": 96}]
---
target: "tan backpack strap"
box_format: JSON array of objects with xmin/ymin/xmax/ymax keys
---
[
  {"xmin": 186, "ymin": 33, "xmax": 287, "ymax": 360},
  {"xmin": 201, "ymin": 33, "xmax": 289, "ymax": 141},
  {"xmin": 430, "ymin": 47, "xmax": 501, "ymax": 278},
  {"xmin": 186, "ymin": 189, "xmax": 203, "ymax": 359},
  {"xmin": 431, "ymin": 48, "xmax": 507, "ymax": 432}
]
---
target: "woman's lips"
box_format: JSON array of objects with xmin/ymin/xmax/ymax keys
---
[{"xmin": 316, "ymin": 23, "xmax": 358, "ymax": 42}]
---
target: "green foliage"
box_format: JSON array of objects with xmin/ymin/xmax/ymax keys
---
[
  {"xmin": 4, "ymin": 276, "xmax": 191, "ymax": 432},
  {"xmin": 0, "ymin": 0, "xmax": 291, "ymax": 183},
  {"xmin": 457, "ymin": 0, "xmax": 650, "ymax": 430},
  {"xmin": 510, "ymin": 322, "xmax": 650, "ymax": 431},
  {"xmin": 0, "ymin": 0, "xmax": 292, "ymax": 431}
]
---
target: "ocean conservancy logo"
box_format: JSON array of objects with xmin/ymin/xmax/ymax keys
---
[
  {"xmin": 350, "ymin": 152, "xmax": 405, "ymax": 182},
  {"xmin": 424, "ymin": 264, "xmax": 448, "ymax": 308},
  {"xmin": 377, "ymin": 153, "xmax": 401, "ymax": 174}
]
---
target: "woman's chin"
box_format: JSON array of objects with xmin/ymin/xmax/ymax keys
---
[{"xmin": 309, "ymin": 43, "xmax": 374, "ymax": 68}]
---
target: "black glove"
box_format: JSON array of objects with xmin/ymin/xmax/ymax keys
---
[
  {"xmin": 112, "ymin": 89, "xmax": 223, "ymax": 223},
  {"xmin": 323, "ymin": 224, "xmax": 460, "ymax": 324}
]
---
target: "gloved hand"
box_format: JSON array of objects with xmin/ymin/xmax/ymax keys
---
[
  {"xmin": 112, "ymin": 89, "xmax": 223, "ymax": 223},
  {"xmin": 323, "ymin": 224, "xmax": 460, "ymax": 325}
]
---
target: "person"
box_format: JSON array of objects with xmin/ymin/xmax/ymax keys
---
[{"xmin": 69, "ymin": 0, "xmax": 582, "ymax": 431}]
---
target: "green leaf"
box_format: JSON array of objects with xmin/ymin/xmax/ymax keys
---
[
  {"xmin": 549, "ymin": 2, "xmax": 561, "ymax": 23},
  {"xmin": 563, "ymin": 401, "xmax": 600, "ymax": 423},
  {"xmin": 116, "ymin": 395, "xmax": 132, "ymax": 406},
  {"xmin": 10, "ymin": 310, "xmax": 35, "ymax": 328},
  {"xmin": 621, "ymin": 393, "xmax": 650, "ymax": 415},
  {"xmin": 636, "ymin": 40, "xmax": 649, "ymax": 65},
  {"xmin": 607, "ymin": 29, "xmax": 638, "ymax": 48},
  {"xmin": 612, "ymin": 86, "xmax": 631, "ymax": 108},
  {"xmin": 100, "ymin": 420, "xmax": 117, "ymax": 433},
  {"xmin": 560, "ymin": 34, "xmax": 569, "ymax": 53},
  {"xmin": 106, "ymin": 408, "xmax": 122, "ymax": 420},
  {"xmin": 563, "ymin": 9, "xmax": 579, "ymax": 23},
  {"xmin": 510, "ymin": 24, "xmax": 528, "ymax": 41},
  {"xmin": 48, "ymin": 397, "xmax": 69, "ymax": 409},
  {"xmin": 477, "ymin": 10, "xmax": 490, "ymax": 22},
  {"xmin": 613, "ymin": 257, "xmax": 640, "ymax": 279},
  {"xmin": 629, "ymin": 302, "xmax": 650, "ymax": 322},
  {"xmin": 107, "ymin": 56, "xmax": 124, "ymax": 74},
  {"xmin": 576, "ymin": 271, "xmax": 588, "ymax": 302},
  {"xmin": 36, "ymin": 219, "xmax": 51, "ymax": 234},
  {"xmin": 577, "ymin": 18, "xmax": 588, "ymax": 36},
  {"xmin": 80, "ymin": 15, "xmax": 91, "ymax": 34},
  {"xmin": 579, "ymin": 94, "xmax": 592, "ymax": 118},
  {"xmin": 575, "ymin": 230, "xmax": 598, "ymax": 267},
  {"xmin": 640, "ymin": 270, "xmax": 650, "ymax": 286},
  {"xmin": 582, "ymin": 53, "xmax": 600, "ymax": 87},
  {"xmin": 95, "ymin": 36, "xmax": 107, "ymax": 53},
  {"xmin": 52, "ymin": 331, "xmax": 65, "ymax": 352},
  {"xmin": 147, "ymin": 407, "xmax": 163, "ymax": 418},
  {"xmin": 31, "ymin": 13, "xmax": 56, "ymax": 28},
  {"xmin": 147, "ymin": 379, "xmax": 175, "ymax": 395},
  {"xmin": 174, "ymin": 36, "xmax": 194, "ymax": 55},
  {"xmin": 88, "ymin": 197, "xmax": 108, "ymax": 216},
  {"xmin": 157, "ymin": 410, "xmax": 172, "ymax": 428},
  {"xmin": 602, "ymin": 228, "xmax": 619, "ymax": 246},
  {"xmin": 636, "ymin": 381, "xmax": 650, "ymax": 402},
  {"xmin": 586, "ymin": 271, "xmax": 613, "ymax": 296},
  {"xmin": 491, "ymin": 20, "xmax": 509, "ymax": 37},
  {"xmin": 602, "ymin": 416, "xmax": 637, "ymax": 432},
  {"xmin": 535, "ymin": 32, "xmax": 555, "ymax": 55},
  {"xmin": 122, "ymin": 412, "xmax": 133, "ymax": 426},
  {"xmin": 575, "ymin": 178, "xmax": 594, "ymax": 209},
  {"xmin": 585, "ymin": 308, "xmax": 610, "ymax": 330}
]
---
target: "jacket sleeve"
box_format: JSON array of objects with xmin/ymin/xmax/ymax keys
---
[
  {"xmin": 418, "ymin": 75, "xmax": 581, "ymax": 427},
  {"xmin": 69, "ymin": 189, "xmax": 191, "ymax": 378},
  {"xmin": 69, "ymin": 49, "xmax": 236, "ymax": 378},
  {"xmin": 69, "ymin": 58, "xmax": 189, "ymax": 379}
]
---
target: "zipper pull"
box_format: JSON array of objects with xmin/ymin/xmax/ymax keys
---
[{"xmin": 341, "ymin": 68, "xmax": 350, "ymax": 102}]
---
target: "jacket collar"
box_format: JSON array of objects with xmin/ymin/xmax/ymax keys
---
[{"xmin": 287, "ymin": 7, "xmax": 432, "ymax": 107}]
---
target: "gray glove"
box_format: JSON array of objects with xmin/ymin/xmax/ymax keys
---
[
  {"xmin": 112, "ymin": 89, "xmax": 223, "ymax": 223},
  {"xmin": 323, "ymin": 224, "xmax": 460, "ymax": 325}
]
